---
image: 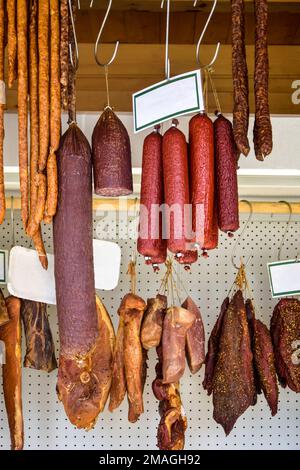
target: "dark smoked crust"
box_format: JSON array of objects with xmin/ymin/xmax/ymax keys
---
[
  {"xmin": 92, "ymin": 108, "xmax": 133, "ymax": 197},
  {"xmin": 231, "ymin": 0, "xmax": 250, "ymax": 156},
  {"xmin": 253, "ymin": 0, "xmax": 272, "ymax": 160},
  {"xmin": 21, "ymin": 300, "xmax": 57, "ymax": 372}
]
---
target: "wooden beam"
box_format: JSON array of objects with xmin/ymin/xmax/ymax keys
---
[
  {"xmin": 5, "ymin": 197, "xmax": 300, "ymax": 214},
  {"xmin": 5, "ymin": 44, "xmax": 300, "ymax": 114}
]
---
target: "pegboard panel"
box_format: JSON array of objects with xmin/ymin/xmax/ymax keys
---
[{"xmin": 0, "ymin": 211, "xmax": 299, "ymax": 450}]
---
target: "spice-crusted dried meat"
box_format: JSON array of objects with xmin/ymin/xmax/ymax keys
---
[
  {"xmin": 253, "ymin": 319, "xmax": 278, "ymax": 416},
  {"xmin": 203, "ymin": 297, "xmax": 229, "ymax": 395},
  {"xmin": 213, "ymin": 290, "xmax": 256, "ymax": 435},
  {"xmin": 271, "ymin": 298, "xmax": 300, "ymax": 392},
  {"xmin": 182, "ymin": 296, "xmax": 205, "ymax": 374}
]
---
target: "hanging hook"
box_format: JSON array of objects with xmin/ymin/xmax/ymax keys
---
[
  {"xmin": 161, "ymin": 0, "xmax": 171, "ymax": 80},
  {"xmin": 91, "ymin": 0, "xmax": 120, "ymax": 67},
  {"xmin": 68, "ymin": 0, "xmax": 79, "ymax": 71},
  {"xmin": 231, "ymin": 200, "xmax": 253, "ymax": 270},
  {"xmin": 277, "ymin": 201, "xmax": 293, "ymax": 261},
  {"xmin": 194, "ymin": 0, "xmax": 220, "ymax": 69}
]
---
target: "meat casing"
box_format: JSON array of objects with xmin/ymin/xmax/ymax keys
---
[
  {"xmin": 163, "ymin": 121, "xmax": 190, "ymax": 254},
  {"xmin": 253, "ymin": 0, "xmax": 272, "ymax": 160},
  {"xmin": 214, "ymin": 113, "xmax": 239, "ymax": 234},
  {"xmin": 231, "ymin": 0, "xmax": 250, "ymax": 156},
  {"xmin": 53, "ymin": 124, "xmax": 103, "ymax": 429},
  {"xmin": 189, "ymin": 113, "xmax": 214, "ymax": 251},
  {"xmin": 92, "ymin": 108, "xmax": 133, "ymax": 197},
  {"xmin": 0, "ymin": 296, "xmax": 23, "ymax": 450},
  {"xmin": 138, "ymin": 128, "xmax": 167, "ymax": 260}
]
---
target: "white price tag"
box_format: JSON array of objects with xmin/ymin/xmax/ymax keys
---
[
  {"xmin": 268, "ymin": 259, "xmax": 300, "ymax": 298},
  {"xmin": 132, "ymin": 70, "xmax": 203, "ymax": 133},
  {"xmin": 0, "ymin": 250, "xmax": 8, "ymax": 284}
]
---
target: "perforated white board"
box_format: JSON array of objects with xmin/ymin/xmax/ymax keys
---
[{"xmin": 0, "ymin": 213, "xmax": 299, "ymax": 450}]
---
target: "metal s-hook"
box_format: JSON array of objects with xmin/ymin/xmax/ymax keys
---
[
  {"xmin": 194, "ymin": 0, "xmax": 220, "ymax": 69},
  {"xmin": 278, "ymin": 201, "xmax": 293, "ymax": 261},
  {"xmin": 91, "ymin": 0, "xmax": 120, "ymax": 67},
  {"xmin": 68, "ymin": 0, "xmax": 79, "ymax": 71},
  {"xmin": 231, "ymin": 200, "xmax": 253, "ymax": 270},
  {"xmin": 161, "ymin": 0, "xmax": 171, "ymax": 80}
]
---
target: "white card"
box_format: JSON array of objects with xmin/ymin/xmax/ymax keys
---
[
  {"xmin": 132, "ymin": 70, "xmax": 203, "ymax": 133},
  {"xmin": 268, "ymin": 259, "xmax": 300, "ymax": 298},
  {"xmin": 7, "ymin": 241, "xmax": 121, "ymax": 304}
]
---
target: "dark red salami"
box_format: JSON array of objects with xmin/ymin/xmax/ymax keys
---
[
  {"xmin": 163, "ymin": 119, "xmax": 190, "ymax": 255},
  {"xmin": 138, "ymin": 126, "xmax": 167, "ymax": 262},
  {"xmin": 189, "ymin": 113, "xmax": 215, "ymax": 252},
  {"xmin": 214, "ymin": 113, "xmax": 239, "ymax": 234},
  {"xmin": 92, "ymin": 107, "xmax": 133, "ymax": 196}
]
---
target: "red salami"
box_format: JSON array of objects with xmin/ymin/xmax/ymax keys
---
[
  {"xmin": 175, "ymin": 250, "xmax": 198, "ymax": 269},
  {"xmin": 163, "ymin": 120, "xmax": 190, "ymax": 255},
  {"xmin": 189, "ymin": 113, "xmax": 214, "ymax": 253},
  {"xmin": 214, "ymin": 113, "xmax": 239, "ymax": 234},
  {"xmin": 138, "ymin": 126, "xmax": 167, "ymax": 263}
]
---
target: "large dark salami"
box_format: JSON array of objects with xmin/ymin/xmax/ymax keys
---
[{"xmin": 53, "ymin": 124, "xmax": 103, "ymax": 430}]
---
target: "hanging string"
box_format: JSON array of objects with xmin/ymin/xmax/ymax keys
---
[
  {"xmin": 203, "ymin": 68, "xmax": 209, "ymax": 113},
  {"xmin": 207, "ymin": 67, "xmax": 222, "ymax": 114},
  {"xmin": 127, "ymin": 259, "xmax": 136, "ymax": 295},
  {"xmin": 104, "ymin": 65, "xmax": 110, "ymax": 109}
]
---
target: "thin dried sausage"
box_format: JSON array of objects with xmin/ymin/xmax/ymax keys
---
[
  {"xmin": 0, "ymin": 0, "xmax": 5, "ymax": 224},
  {"xmin": 231, "ymin": 0, "xmax": 250, "ymax": 156},
  {"xmin": 17, "ymin": 0, "xmax": 29, "ymax": 228},
  {"xmin": 7, "ymin": 0, "xmax": 17, "ymax": 88}
]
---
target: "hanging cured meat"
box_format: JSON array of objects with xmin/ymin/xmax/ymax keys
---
[
  {"xmin": 0, "ymin": 296, "xmax": 23, "ymax": 450},
  {"xmin": 231, "ymin": 0, "xmax": 250, "ymax": 156},
  {"xmin": 212, "ymin": 290, "xmax": 256, "ymax": 435},
  {"xmin": 0, "ymin": 0, "xmax": 5, "ymax": 224},
  {"xmin": 163, "ymin": 119, "xmax": 190, "ymax": 255},
  {"xmin": 7, "ymin": 0, "xmax": 17, "ymax": 89},
  {"xmin": 271, "ymin": 298, "xmax": 300, "ymax": 392},
  {"xmin": 203, "ymin": 297, "xmax": 229, "ymax": 395},
  {"xmin": 153, "ymin": 345, "xmax": 187, "ymax": 450},
  {"xmin": 21, "ymin": 300, "xmax": 57, "ymax": 372},
  {"xmin": 0, "ymin": 288, "xmax": 9, "ymax": 326},
  {"xmin": 253, "ymin": 0, "xmax": 272, "ymax": 161},
  {"xmin": 141, "ymin": 294, "xmax": 167, "ymax": 350},
  {"xmin": 109, "ymin": 315, "xmax": 126, "ymax": 412},
  {"xmin": 181, "ymin": 297, "xmax": 205, "ymax": 374},
  {"xmin": 162, "ymin": 306, "xmax": 195, "ymax": 384},
  {"xmin": 92, "ymin": 107, "xmax": 133, "ymax": 196},
  {"xmin": 121, "ymin": 293, "xmax": 147, "ymax": 422},
  {"xmin": 54, "ymin": 124, "xmax": 114, "ymax": 429},
  {"xmin": 138, "ymin": 126, "xmax": 167, "ymax": 264},
  {"xmin": 214, "ymin": 113, "xmax": 239, "ymax": 234},
  {"xmin": 175, "ymin": 250, "xmax": 198, "ymax": 268},
  {"xmin": 253, "ymin": 318, "xmax": 278, "ymax": 416},
  {"xmin": 189, "ymin": 113, "xmax": 215, "ymax": 253},
  {"xmin": 245, "ymin": 298, "xmax": 261, "ymax": 401}
]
